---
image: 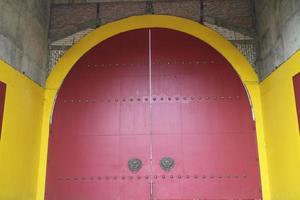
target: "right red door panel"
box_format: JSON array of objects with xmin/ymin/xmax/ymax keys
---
[{"xmin": 151, "ymin": 29, "xmax": 261, "ymax": 199}]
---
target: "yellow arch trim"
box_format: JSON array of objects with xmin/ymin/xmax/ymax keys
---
[
  {"xmin": 47, "ymin": 15, "xmax": 257, "ymax": 88},
  {"xmin": 39, "ymin": 15, "xmax": 270, "ymax": 199}
]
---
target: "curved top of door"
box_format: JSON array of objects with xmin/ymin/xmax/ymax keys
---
[{"xmin": 46, "ymin": 15, "xmax": 258, "ymax": 91}]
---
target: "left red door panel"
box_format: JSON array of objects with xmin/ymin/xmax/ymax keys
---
[
  {"xmin": 45, "ymin": 29, "xmax": 150, "ymax": 200},
  {"xmin": 0, "ymin": 81, "xmax": 6, "ymax": 140}
]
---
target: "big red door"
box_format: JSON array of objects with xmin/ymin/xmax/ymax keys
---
[{"xmin": 45, "ymin": 29, "xmax": 262, "ymax": 200}]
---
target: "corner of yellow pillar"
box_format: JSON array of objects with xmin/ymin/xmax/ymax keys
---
[
  {"xmin": 0, "ymin": 60, "xmax": 44, "ymax": 199},
  {"xmin": 260, "ymin": 50, "xmax": 300, "ymax": 199}
]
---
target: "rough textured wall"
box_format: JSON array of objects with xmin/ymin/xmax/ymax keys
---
[
  {"xmin": 53, "ymin": 0, "xmax": 154, "ymax": 3},
  {"xmin": 0, "ymin": 0, "xmax": 50, "ymax": 85},
  {"xmin": 255, "ymin": 0, "xmax": 300, "ymax": 80},
  {"xmin": 50, "ymin": 0, "xmax": 254, "ymax": 40}
]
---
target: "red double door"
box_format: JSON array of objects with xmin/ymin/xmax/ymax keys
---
[{"xmin": 45, "ymin": 29, "xmax": 262, "ymax": 200}]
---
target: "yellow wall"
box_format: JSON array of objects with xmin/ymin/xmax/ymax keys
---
[
  {"xmin": 260, "ymin": 51, "xmax": 300, "ymax": 200},
  {"xmin": 0, "ymin": 60, "xmax": 44, "ymax": 200}
]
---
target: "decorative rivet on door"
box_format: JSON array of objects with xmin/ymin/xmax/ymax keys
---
[
  {"xmin": 160, "ymin": 157, "xmax": 175, "ymax": 172},
  {"xmin": 128, "ymin": 158, "xmax": 142, "ymax": 173}
]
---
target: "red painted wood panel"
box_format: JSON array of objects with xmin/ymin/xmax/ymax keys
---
[
  {"xmin": 45, "ymin": 28, "xmax": 262, "ymax": 200},
  {"xmin": 46, "ymin": 29, "xmax": 150, "ymax": 200},
  {"xmin": 294, "ymin": 73, "xmax": 300, "ymax": 129},
  {"xmin": 151, "ymin": 29, "xmax": 261, "ymax": 200},
  {"xmin": 0, "ymin": 81, "xmax": 6, "ymax": 140}
]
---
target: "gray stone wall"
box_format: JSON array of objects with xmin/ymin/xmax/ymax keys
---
[
  {"xmin": 255, "ymin": 0, "xmax": 300, "ymax": 80},
  {"xmin": 0, "ymin": 0, "xmax": 50, "ymax": 85},
  {"xmin": 50, "ymin": 0, "xmax": 255, "ymax": 42}
]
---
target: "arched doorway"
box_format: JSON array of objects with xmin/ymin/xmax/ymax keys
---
[{"xmin": 45, "ymin": 28, "xmax": 262, "ymax": 199}]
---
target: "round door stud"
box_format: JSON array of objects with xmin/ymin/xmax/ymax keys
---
[
  {"xmin": 128, "ymin": 158, "xmax": 142, "ymax": 173},
  {"xmin": 160, "ymin": 157, "xmax": 175, "ymax": 172}
]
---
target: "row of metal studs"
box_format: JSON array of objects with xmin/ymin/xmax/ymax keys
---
[
  {"xmin": 57, "ymin": 174, "xmax": 248, "ymax": 181},
  {"xmin": 86, "ymin": 60, "xmax": 218, "ymax": 68},
  {"xmin": 62, "ymin": 96, "xmax": 241, "ymax": 103}
]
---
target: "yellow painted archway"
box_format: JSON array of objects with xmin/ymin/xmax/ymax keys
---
[{"xmin": 38, "ymin": 15, "xmax": 270, "ymax": 199}]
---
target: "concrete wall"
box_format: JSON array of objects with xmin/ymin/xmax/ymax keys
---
[
  {"xmin": 255, "ymin": 0, "xmax": 300, "ymax": 80},
  {"xmin": 50, "ymin": 0, "xmax": 255, "ymax": 42},
  {"xmin": 0, "ymin": 0, "xmax": 50, "ymax": 85}
]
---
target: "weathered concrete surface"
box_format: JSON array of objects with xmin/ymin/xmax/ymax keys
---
[
  {"xmin": 255, "ymin": 0, "xmax": 300, "ymax": 80},
  {"xmin": 49, "ymin": 1, "xmax": 202, "ymax": 43},
  {"xmin": 50, "ymin": 0, "xmax": 255, "ymax": 42},
  {"xmin": 0, "ymin": 0, "xmax": 50, "ymax": 85}
]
